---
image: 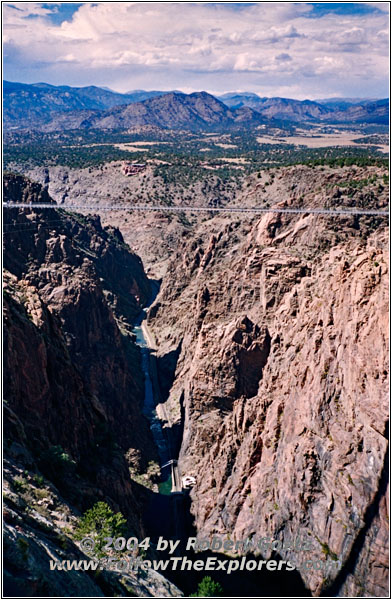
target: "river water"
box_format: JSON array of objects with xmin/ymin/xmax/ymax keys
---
[{"xmin": 133, "ymin": 287, "xmax": 173, "ymax": 494}]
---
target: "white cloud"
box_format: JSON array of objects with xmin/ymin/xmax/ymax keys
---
[{"xmin": 3, "ymin": 2, "xmax": 389, "ymax": 98}]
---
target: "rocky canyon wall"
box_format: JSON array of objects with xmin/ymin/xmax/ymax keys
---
[
  {"xmin": 148, "ymin": 165, "xmax": 389, "ymax": 596},
  {"xmin": 3, "ymin": 174, "xmax": 181, "ymax": 596}
]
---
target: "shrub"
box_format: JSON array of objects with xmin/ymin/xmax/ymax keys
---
[
  {"xmin": 39, "ymin": 445, "xmax": 76, "ymax": 482},
  {"xmin": 321, "ymin": 542, "xmax": 339, "ymax": 561},
  {"xmin": 33, "ymin": 488, "xmax": 48, "ymax": 501},
  {"xmin": 33, "ymin": 474, "xmax": 45, "ymax": 488},
  {"xmin": 191, "ymin": 576, "xmax": 224, "ymax": 597},
  {"xmin": 74, "ymin": 501, "xmax": 127, "ymax": 554},
  {"xmin": 12, "ymin": 477, "xmax": 28, "ymax": 493}
]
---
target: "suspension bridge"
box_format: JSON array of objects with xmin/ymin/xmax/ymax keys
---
[{"xmin": 3, "ymin": 202, "xmax": 389, "ymax": 217}]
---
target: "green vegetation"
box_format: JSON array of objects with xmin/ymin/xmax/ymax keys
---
[
  {"xmin": 320, "ymin": 542, "xmax": 339, "ymax": 562},
  {"xmin": 298, "ymin": 154, "xmax": 388, "ymax": 169},
  {"xmin": 17, "ymin": 537, "xmax": 30, "ymax": 561},
  {"xmin": 33, "ymin": 487, "xmax": 48, "ymax": 501},
  {"xmin": 4, "ymin": 128, "xmax": 388, "ymax": 177},
  {"xmin": 43, "ymin": 445, "xmax": 76, "ymax": 473},
  {"xmin": 337, "ymin": 175, "xmax": 378, "ymax": 189},
  {"xmin": 129, "ymin": 460, "xmax": 160, "ymax": 491},
  {"xmin": 191, "ymin": 576, "xmax": 224, "ymax": 597},
  {"xmin": 38, "ymin": 445, "xmax": 76, "ymax": 488},
  {"xmin": 33, "ymin": 474, "xmax": 45, "ymax": 488},
  {"xmin": 12, "ymin": 477, "xmax": 28, "ymax": 493},
  {"xmin": 75, "ymin": 501, "xmax": 127, "ymax": 554},
  {"xmin": 4, "ymin": 130, "xmax": 136, "ymax": 169}
]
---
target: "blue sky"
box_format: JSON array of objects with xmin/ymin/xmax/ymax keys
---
[
  {"xmin": 308, "ymin": 2, "xmax": 385, "ymax": 16},
  {"xmin": 41, "ymin": 3, "xmax": 83, "ymax": 24},
  {"xmin": 3, "ymin": 2, "xmax": 389, "ymax": 98}
]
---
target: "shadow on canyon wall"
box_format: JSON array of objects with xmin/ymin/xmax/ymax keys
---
[
  {"xmin": 141, "ymin": 482, "xmax": 311, "ymax": 597},
  {"xmin": 321, "ymin": 421, "xmax": 389, "ymax": 597}
]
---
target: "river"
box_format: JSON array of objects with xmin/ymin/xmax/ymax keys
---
[{"xmin": 133, "ymin": 283, "xmax": 173, "ymax": 495}]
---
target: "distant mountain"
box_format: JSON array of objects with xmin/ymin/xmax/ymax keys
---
[
  {"xmin": 219, "ymin": 92, "xmax": 389, "ymax": 124},
  {"xmin": 218, "ymin": 93, "xmax": 331, "ymax": 120},
  {"xmin": 219, "ymin": 91, "xmax": 260, "ymax": 103},
  {"xmin": 315, "ymin": 97, "xmax": 380, "ymax": 110},
  {"xmin": 3, "ymin": 81, "xmax": 171, "ymax": 130},
  {"xmin": 326, "ymin": 98, "xmax": 389, "ymax": 125},
  {"xmin": 4, "ymin": 80, "xmax": 388, "ymax": 131},
  {"xmin": 41, "ymin": 91, "xmax": 266, "ymax": 132},
  {"xmin": 218, "ymin": 92, "xmax": 264, "ymax": 110},
  {"xmin": 124, "ymin": 90, "xmax": 181, "ymax": 102}
]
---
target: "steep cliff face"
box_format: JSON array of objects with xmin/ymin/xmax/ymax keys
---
[
  {"xmin": 3, "ymin": 174, "xmax": 181, "ymax": 596},
  {"xmin": 4, "ymin": 173, "xmax": 153, "ymax": 493},
  {"xmin": 22, "ymin": 161, "xmax": 239, "ymax": 279},
  {"xmin": 148, "ymin": 166, "xmax": 389, "ymax": 596}
]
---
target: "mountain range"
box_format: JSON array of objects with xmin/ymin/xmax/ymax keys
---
[
  {"xmin": 315, "ymin": 97, "xmax": 381, "ymax": 109},
  {"xmin": 218, "ymin": 92, "xmax": 389, "ymax": 124},
  {"xmin": 3, "ymin": 84, "xmax": 267, "ymax": 132},
  {"xmin": 76, "ymin": 91, "xmax": 267, "ymax": 131},
  {"xmin": 3, "ymin": 80, "xmax": 389, "ymax": 132}
]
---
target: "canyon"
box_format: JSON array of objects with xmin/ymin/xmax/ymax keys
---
[
  {"xmin": 3, "ymin": 173, "xmax": 181, "ymax": 596},
  {"xmin": 146, "ymin": 165, "xmax": 389, "ymax": 596},
  {"xmin": 3, "ymin": 163, "xmax": 389, "ymax": 597}
]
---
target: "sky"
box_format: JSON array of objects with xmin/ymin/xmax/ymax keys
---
[{"xmin": 2, "ymin": 2, "xmax": 390, "ymax": 99}]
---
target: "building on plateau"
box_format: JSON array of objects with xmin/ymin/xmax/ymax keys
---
[{"xmin": 121, "ymin": 161, "xmax": 147, "ymax": 176}]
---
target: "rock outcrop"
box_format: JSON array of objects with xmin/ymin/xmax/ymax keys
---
[
  {"xmin": 148, "ymin": 166, "xmax": 389, "ymax": 596},
  {"xmin": 3, "ymin": 174, "xmax": 181, "ymax": 596}
]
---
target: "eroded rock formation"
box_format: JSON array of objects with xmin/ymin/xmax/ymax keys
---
[
  {"xmin": 3, "ymin": 174, "xmax": 181, "ymax": 596},
  {"xmin": 148, "ymin": 166, "xmax": 389, "ymax": 596}
]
